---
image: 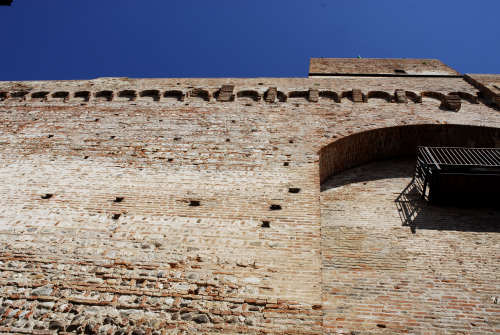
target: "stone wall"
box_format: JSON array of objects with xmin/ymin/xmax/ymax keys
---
[{"xmin": 0, "ymin": 64, "xmax": 498, "ymax": 334}]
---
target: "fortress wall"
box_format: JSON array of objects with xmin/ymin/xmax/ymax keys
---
[{"xmin": 0, "ymin": 72, "xmax": 498, "ymax": 333}]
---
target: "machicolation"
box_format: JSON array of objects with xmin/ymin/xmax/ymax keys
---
[
  {"xmin": 0, "ymin": 58, "xmax": 498, "ymax": 334},
  {"xmin": 0, "ymin": 85, "xmax": 488, "ymax": 112}
]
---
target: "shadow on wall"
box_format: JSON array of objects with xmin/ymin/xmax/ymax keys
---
[
  {"xmin": 319, "ymin": 124, "xmax": 500, "ymax": 233},
  {"xmin": 395, "ymin": 177, "xmax": 500, "ymax": 233},
  {"xmin": 320, "ymin": 158, "xmax": 413, "ymax": 192}
]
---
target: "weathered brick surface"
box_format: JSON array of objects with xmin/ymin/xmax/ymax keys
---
[
  {"xmin": 309, "ymin": 58, "xmax": 459, "ymax": 75},
  {"xmin": 318, "ymin": 124, "xmax": 500, "ymax": 182},
  {"xmin": 321, "ymin": 159, "xmax": 499, "ymax": 334},
  {"xmin": 0, "ymin": 59, "xmax": 498, "ymax": 334},
  {"xmin": 464, "ymin": 74, "xmax": 500, "ymax": 107}
]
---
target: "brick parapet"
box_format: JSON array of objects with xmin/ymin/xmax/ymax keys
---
[{"xmin": 309, "ymin": 58, "xmax": 460, "ymax": 76}]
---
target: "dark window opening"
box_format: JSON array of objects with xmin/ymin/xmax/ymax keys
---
[
  {"xmin": 289, "ymin": 188, "xmax": 301, "ymax": 193},
  {"xmin": 261, "ymin": 221, "xmax": 270, "ymax": 228},
  {"xmin": 41, "ymin": 193, "xmax": 53, "ymax": 199},
  {"xmin": 270, "ymin": 204, "xmax": 282, "ymax": 210},
  {"xmin": 283, "ymin": 162, "xmax": 289, "ymax": 166},
  {"xmin": 112, "ymin": 213, "xmax": 121, "ymax": 220},
  {"xmin": 189, "ymin": 200, "xmax": 201, "ymax": 207},
  {"xmin": 114, "ymin": 197, "xmax": 124, "ymax": 203}
]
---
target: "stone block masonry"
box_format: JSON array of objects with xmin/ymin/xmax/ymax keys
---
[{"xmin": 0, "ymin": 59, "xmax": 498, "ymax": 334}]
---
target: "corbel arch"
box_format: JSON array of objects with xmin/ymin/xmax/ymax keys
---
[
  {"xmin": 319, "ymin": 91, "xmax": 340, "ymax": 103},
  {"xmin": 237, "ymin": 90, "xmax": 261, "ymax": 102},
  {"xmin": 449, "ymin": 91, "xmax": 479, "ymax": 104},
  {"xmin": 367, "ymin": 91, "xmax": 393, "ymax": 102}
]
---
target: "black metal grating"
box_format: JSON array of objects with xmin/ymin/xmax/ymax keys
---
[
  {"xmin": 417, "ymin": 147, "xmax": 500, "ymax": 169},
  {"xmin": 415, "ymin": 146, "xmax": 500, "ymax": 205}
]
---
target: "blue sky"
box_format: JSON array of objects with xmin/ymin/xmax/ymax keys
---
[{"xmin": 1, "ymin": 0, "xmax": 499, "ymax": 80}]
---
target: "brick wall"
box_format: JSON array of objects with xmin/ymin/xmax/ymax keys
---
[
  {"xmin": 0, "ymin": 72, "xmax": 498, "ymax": 334},
  {"xmin": 321, "ymin": 159, "xmax": 499, "ymax": 334},
  {"xmin": 319, "ymin": 124, "xmax": 500, "ymax": 182}
]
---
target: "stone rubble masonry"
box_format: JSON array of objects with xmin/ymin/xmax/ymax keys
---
[{"xmin": 0, "ymin": 58, "xmax": 498, "ymax": 334}]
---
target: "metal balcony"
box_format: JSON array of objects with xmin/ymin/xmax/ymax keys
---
[{"xmin": 415, "ymin": 146, "xmax": 500, "ymax": 206}]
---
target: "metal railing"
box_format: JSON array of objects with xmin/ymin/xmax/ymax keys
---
[
  {"xmin": 417, "ymin": 146, "xmax": 500, "ymax": 169},
  {"xmin": 415, "ymin": 146, "xmax": 500, "ymax": 201}
]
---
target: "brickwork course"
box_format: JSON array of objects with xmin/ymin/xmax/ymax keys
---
[{"xmin": 0, "ymin": 58, "xmax": 498, "ymax": 334}]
